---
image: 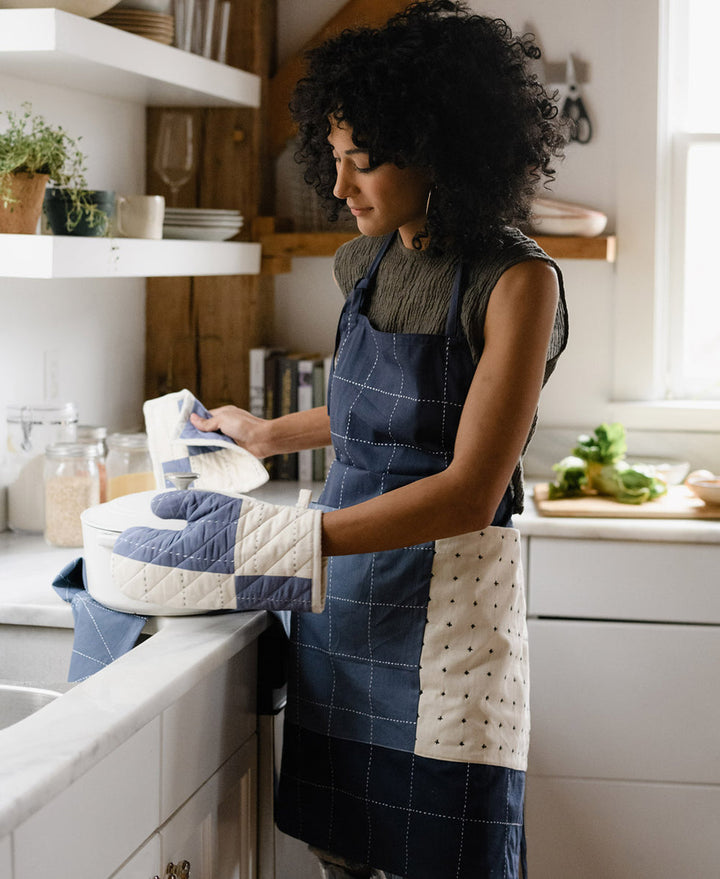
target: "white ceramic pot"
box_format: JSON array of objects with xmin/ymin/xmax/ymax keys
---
[{"xmin": 80, "ymin": 490, "xmax": 195, "ymax": 616}]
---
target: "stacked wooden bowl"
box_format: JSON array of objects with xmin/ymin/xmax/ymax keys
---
[{"xmin": 95, "ymin": 8, "xmax": 174, "ymax": 44}]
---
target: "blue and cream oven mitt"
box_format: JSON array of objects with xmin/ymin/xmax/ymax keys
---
[{"xmin": 111, "ymin": 489, "xmax": 326, "ymax": 614}]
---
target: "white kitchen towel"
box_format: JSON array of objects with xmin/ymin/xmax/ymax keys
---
[{"xmin": 143, "ymin": 390, "xmax": 269, "ymax": 493}]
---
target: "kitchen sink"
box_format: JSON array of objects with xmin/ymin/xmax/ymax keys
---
[
  {"xmin": 0, "ymin": 623, "xmax": 75, "ymax": 683},
  {"xmin": 0, "ymin": 624, "xmax": 76, "ymax": 731},
  {"xmin": 0, "ymin": 682, "xmax": 68, "ymax": 732}
]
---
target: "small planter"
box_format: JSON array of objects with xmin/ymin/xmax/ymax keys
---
[
  {"xmin": 44, "ymin": 187, "xmax": 115, "ymax": 237},
  {"xmin": 0, "ymin": 172, "xmax": 49, "ymax": 234}
]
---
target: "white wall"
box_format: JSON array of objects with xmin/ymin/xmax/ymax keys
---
[
  {"xmin": 0, "ymin": 73, "xmax": 147, "ymax": 452},
  {"xmin": 274, "ymin": 0, "xmax": 720, "ymax": 475}
]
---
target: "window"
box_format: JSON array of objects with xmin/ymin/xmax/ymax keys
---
[{"xmin": 666, "ymin": 0, "xmax": 720, "ymax": 399}]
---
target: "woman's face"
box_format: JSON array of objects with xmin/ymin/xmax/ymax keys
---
[{"xmin": 328, "ymin": 120, "xmax": 431, "ymax": 248}]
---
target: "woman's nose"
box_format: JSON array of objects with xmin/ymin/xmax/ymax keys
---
[{"xmin": 333, "ymin": 163, "xmax": 355, "ymax": 200}]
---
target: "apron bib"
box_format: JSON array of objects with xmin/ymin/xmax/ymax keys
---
[{"xmin": 277, "ymin": 234, "xmax": 528, "ymax": 879}]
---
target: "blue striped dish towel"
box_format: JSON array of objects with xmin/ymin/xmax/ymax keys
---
[
  {"xmin": 144, "ymin": 390, "xmax": 269, "ymax": 493},
  {"xmin": 52, "ymin": 557, "xmax": 147, "ymax": 682}
]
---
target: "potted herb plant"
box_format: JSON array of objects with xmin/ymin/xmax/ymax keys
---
[{"xmin": 0, "ymin": 103, "xmax": 111, "ymax": 235}]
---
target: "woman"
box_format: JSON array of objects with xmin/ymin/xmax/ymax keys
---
[{"xmin": 129, "ymin": 2, "xmax": 567, "ymax": 876}]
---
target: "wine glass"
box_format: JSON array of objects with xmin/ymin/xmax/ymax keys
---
[{"xmin": 154, "ymin": 111, "xmax": 195, "ymax": 205}]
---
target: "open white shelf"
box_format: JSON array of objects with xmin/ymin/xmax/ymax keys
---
[
  {"xmin": 0, "ymin": 235, "xmax": 262, "ymax": 278},
  {"xmin": 0, "ymin": 8, "xmax": 260, "ymax": 106}
]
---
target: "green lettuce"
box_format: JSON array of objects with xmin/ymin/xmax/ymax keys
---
[
  {"xmin": 547, "ymin": 455, "xmax": 588, "ymax": 499},
  {"xmin": 592, "ymin": 462, "xmax": 668, "ymax": 504},
  {"xmin": 546, "ymin": 423, "xmax": 668, "ymax": 504},
  {"xmin": 572, "ymin": 422, "xmax": 627, "ymax": 465}
]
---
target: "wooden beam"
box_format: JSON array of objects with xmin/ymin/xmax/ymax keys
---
[
  {"xmin": 144, "ymin": 0, "xmax": 276, "ymax": 411},
  {"xmin": 268, "ymin": 0, "xmax": 408, "ymax": 158},
  {"xmin": 256, "ymin": 221, "xmax": 618, "ymax": 272}
]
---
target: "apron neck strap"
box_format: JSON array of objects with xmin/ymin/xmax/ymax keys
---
[
  {"xmin": 445, "ymin": 260, "xmax": 466, "ymax": 337},
  {"xmin": 350, "ymin": 233, "xmax": 396, "ymax": 315},
  {"xmin": 350, "ymin": 232, "xmax": 466, "ymax": 339}
]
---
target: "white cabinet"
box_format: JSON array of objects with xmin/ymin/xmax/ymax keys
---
[
  {"xmin": 0, "ymin": 8, "xmax": 262, "ymax": 280},
  {"xmin": 110, "ymin": 835, "xmax": 162, "ymax": 879},
  {"xmin": 0, "ymin": 834, "xmax": 11, "ymax": 879},
  {"xmin": 160, "ymin": 738, "xmax": 257, "ymax": 879},
  {"xmin": 160, "ymin": 643, "xmax": 257, "ymax": 821},
  {"xmin": 524, "ymin": 535, "xmax": 720, "ymax": 878},
  {"xmin": 10, "ymin": 639, "xmax": 260, "ymax": 879},
  {"xmin": 13, "ymin": 718, "xmax": 162, "ymax": 879}
]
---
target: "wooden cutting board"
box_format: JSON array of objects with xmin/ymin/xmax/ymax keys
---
[{"xmin": 532, "ymin": 483, "xmax": 720, "ymax": 519}]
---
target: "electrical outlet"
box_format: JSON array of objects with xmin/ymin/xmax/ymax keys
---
[{"xmin": 43, "ymin": 349, "xmax": 60, "ymax": 401}]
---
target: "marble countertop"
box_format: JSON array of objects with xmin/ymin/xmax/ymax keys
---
[
  {"xmin": 515, "ymin": 485, "xmax": 720, "ymax": 544},
  {"xmin": 1, "ymin": 479, "xmax": 717, "ymax": 838}
]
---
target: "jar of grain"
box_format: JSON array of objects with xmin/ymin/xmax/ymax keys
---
[
  {"xmin": 106, "ymin": 432, "xmax": 155, "ymax": 499},
  {"xmin": 6, "ymin": 402, "xmax": 78, "ymax": 533},
  {"xmin": 44, "ymin": 442, "xmax": 102, "ymax": 547}
]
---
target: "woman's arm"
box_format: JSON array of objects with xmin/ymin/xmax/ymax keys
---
[
  {"xmin": 190, "ymin": 405, "xmax": 331, "ymax": 459},
  {"xmin": 321, "ymin": 259, "xmax": 560, "ymax": 555}
]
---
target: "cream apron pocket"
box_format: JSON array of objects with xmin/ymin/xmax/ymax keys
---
[{"xmin": 414, "ymin": 525, "xmax": 530, "ymax": 770}]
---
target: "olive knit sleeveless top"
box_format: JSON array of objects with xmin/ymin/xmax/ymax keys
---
[{"xmin": 333, "ymin": 229, "xmax": 568, "ymax": 513}]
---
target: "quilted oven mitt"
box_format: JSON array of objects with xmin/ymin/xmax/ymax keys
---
[{"xmin": 111, "ymin": 489, "xmax": 326, "ymax": 614}]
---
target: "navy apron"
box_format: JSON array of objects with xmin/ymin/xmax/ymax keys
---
[{"xmin": 276, "ymin": 234, "xmax": 529, "ymax": 879}]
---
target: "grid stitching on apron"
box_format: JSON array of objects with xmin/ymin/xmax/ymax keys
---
[
  {"xmin": 280, "ymin": 771, "xmax": 524, "ymax": 827},
  {"xmin": 330, "ymin": 368, "xmax": 465, "ymax": 406}
]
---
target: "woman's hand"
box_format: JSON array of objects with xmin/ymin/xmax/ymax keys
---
[
  {"xmin": 190, "ymin": 405, "xmax": 332, "ymax": 460},
  {"xmin": 190, "ymin": 406, "xmax": 273, "ymax": 458}
]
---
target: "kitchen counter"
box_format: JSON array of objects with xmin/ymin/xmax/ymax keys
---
[
  {"xmin": 0, "ymin": 555, "xmax": 268, "ymax": 856},
  {"xmin": 0, "ymin": 480, "xmax": 318, "ymax": 849},
  {"xmin": 515, "ymin": 484, "xmax": 720, "ymax": 544},
  {"xmin": 1, "ymin": 479, "xmax": 718, "ymax": 865}
]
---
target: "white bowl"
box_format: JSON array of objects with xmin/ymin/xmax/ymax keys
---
[
  {"xmin": 627, "ymin": 457, "xmax": 690, "ymax": 486},
  {"xmin": 686, "ymin": 477, "xmax": 720, "ymax": 506},
  {"xmin": 81, "ymin": 490, "xmax": 195, "ymax": 615},
  {"xmin": 0, "ymin": 0, "xmax": 121, "ymax": 17},
  {"xmin": 528, "ymin": 197, "xmax": 608, "ymax": 237}
]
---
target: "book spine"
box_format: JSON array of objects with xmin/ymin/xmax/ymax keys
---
[
  {"xmin": 323, "ymin": 354, "xmax": 335, "ymax": 480},
  {"xmin": 275, "ymin": 354, "xmax": 299, "ymax": 480},
  {"xmin": 297, "ymin": 358, "xmax": 316, "ymax": 483},
  {"xmin": 312, "ymin": 359, "xmax": 327, "ymax": 481},
  {"xmin": 262, "ymin": 350, "xmax": 284, "ymax": 479},
  {"xmin": 249, "ymin": 347, "xmax": 269, "ymax": 419}
]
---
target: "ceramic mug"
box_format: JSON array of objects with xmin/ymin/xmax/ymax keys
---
[{"xmin": 115, "ymin": 194, "xmax": 165, "ymax": 239}]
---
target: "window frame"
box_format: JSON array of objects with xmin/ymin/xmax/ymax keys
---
[{"xmin": 610, "ymin": 0, "xmax": 720, "ymax": 431}]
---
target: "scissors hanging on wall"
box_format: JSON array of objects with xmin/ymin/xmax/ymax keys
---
[{"xmin": 561, "ymin": 54, "xmax": 592, "ymax": 144}]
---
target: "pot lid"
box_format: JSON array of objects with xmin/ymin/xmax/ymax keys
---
[{"xmin": 81, "ymin": 490, "xmax": 186, "ymax": 533}]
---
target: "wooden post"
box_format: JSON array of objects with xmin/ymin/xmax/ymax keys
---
[{"xmin": 144, "ymin": 0, "xmax": 275, "ymax": 410}]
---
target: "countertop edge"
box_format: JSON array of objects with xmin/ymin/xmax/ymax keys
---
[{"xmin": 0, "ymin": 609, "xmax": 269, "ymax": 837}]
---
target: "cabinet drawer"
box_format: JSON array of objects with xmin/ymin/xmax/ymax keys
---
[
  {"xmin": 161, "ymin": 642, "xmax": 257, "ymax": 821},
  {"xmin": 525, "ymin": 775, "xmax": 720, "ymax": 879},
  {"xmin": 1, "ymin": 834, "xmax": 10, "ymax": 879},
  {"xmin": 527, "ymin": 537, "xmax": 720, "ymax": 623},
  {"xmin": 14, "ymin": 718, "xmax": 161, "ymax": 879},
  {"xmin": 527, "ymin": 619, "xmax": 720, "ymax": 784}
]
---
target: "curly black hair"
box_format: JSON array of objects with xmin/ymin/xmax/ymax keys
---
[{"xmin": 290, "ymin": 0, "xmax": 566, "ymax": 257}]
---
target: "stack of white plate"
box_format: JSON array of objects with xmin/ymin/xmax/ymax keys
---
[
  {"xmin": 94, "ymin": 9, "xmax": 174, "ymax": 44},
  {"xmin": 163, "ymin": 208, "xmax": 244, "ymax": 241}
]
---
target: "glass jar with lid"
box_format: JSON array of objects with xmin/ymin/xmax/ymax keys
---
[
  {"xmin": 6, "ymin": 402, "xmax": 78, "ymax": 533},
  {"xmin": 106, "ymin": 432, "xmax": 155, "ymax": 499},
  {"xmin": 77, "ymin": 425, "xmax": 108, "ymax": 502},
  {"xmin": 44, "ymin": 442, "xmax": 101, "ymax": 547}
]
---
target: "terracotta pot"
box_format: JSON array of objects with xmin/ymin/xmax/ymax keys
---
[{"xmin": 0, "ymin": 172, "xmax": 50, "ymax": 234}]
